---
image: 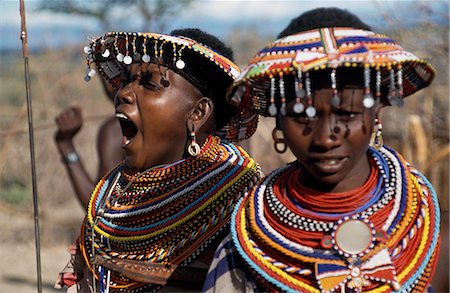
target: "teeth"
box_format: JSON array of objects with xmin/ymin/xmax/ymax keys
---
[
  {"xmin": 320, "ymin": 159, "xmax": 338, "ymax": 165},
  {"xmin": 115, "ymin": 113, "xmax": 128, "ymax": 120}
]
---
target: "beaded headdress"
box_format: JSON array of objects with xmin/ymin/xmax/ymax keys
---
[
  {"xmin": 84, "ymin": 31, "xmax": 258, "ymax": 142},
  {"xmin": 229, "ymin": 27, "xmax": 435, "ymax": 130}
]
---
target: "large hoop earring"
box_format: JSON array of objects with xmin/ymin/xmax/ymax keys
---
[
  {"xmin": 187, "ymin": 125, "xmax": 201, "ymax": 156},
  {"xmin": 272, "ymin": 127, "xmax": 287, "ymax": 154},
  {"xmin": 370, "ymin": 117, "xmax": 383, "ymax": 150}
]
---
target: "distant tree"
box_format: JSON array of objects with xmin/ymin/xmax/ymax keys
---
[{"xmin": 37, "ymin": 0, "xmax": 195, "ymax": 31}]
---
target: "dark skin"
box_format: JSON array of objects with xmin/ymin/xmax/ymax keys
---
[
  {"xmin": 54, "ymin": 77, "xmax": 124, "ymax": 210},
  {"xmin": 281, "ymin": 86, "xmax": 380, "ymax": 192},
  {"xmin": 281, "ymin": 85, "xmax": 448, "ymax": 290},
  {"xmin": 115, "ymin": 62, "xmax": 214, "ymax": 171}
]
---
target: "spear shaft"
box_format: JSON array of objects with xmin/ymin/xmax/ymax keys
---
[{"xmin": 19, "ymin": 0, "xmax": 42, "ymax": 292}]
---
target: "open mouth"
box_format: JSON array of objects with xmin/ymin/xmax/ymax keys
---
[{"xmin": 116, "ymin": 113, "xmax": 137, "ymax": 146}]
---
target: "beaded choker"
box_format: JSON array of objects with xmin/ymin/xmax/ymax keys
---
[
  {"xmin": 80, "ymin": 135, "xmax": 261, "ymax": 292},
  {"xmin": 232, "ymin": 147, "xmax": 440, "ymax": 292}
]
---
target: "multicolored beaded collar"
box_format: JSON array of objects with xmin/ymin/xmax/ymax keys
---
[
  {"xmin": 83, "ymin": 31, "xmax": 258, "ymax": 142},
  {"xmin": 231, "ymin": 147, "xmax": 440, "ymax": 292},
  {"xmin": 229, "ymin": 27, "xmax": 435, "ymax": 137},
  {"xmin": 80, "ymin": 135, "xmax": 261, "ymax": 292}
]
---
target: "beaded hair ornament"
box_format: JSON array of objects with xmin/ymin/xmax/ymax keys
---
[
  {"xmin": 83, "ymin": 31, "xmax": 258, "ymax": 142},
  {"xmin": 229, "ymin": 27, "xmax": 435, "ymax": 131}
]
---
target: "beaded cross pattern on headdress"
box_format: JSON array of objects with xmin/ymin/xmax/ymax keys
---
[
  {"xmin": 229, "ymin": 27, "xmax": 435, "ymax": 123},
  {"xmin": 83, "ymin": 31, "xmax": 258, "ymax": 142}
]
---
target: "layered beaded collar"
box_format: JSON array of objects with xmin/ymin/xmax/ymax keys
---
[
  {"xmin": 232, "ymin": 147, "xmax": 440, "ymax": 292},
  {"xmin": 80, "ymin": 135, "xmax": 261, "ymax": 292}
]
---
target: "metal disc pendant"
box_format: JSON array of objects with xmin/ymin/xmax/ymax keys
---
[
  {"xmin": 116, "ymin": 53, "xmax": 124, "ymax": 62},
  {"xmin": 83, "ymin": 46, "xmax": 92, "ymax": 54},
  {"xmin": 142, "ymin": 54, "xmax": 150, "ymax": 63},
  {"xmin": 268, "ymin": 104, "xmax": 277, "ymax": 116},
  {"xmin": 389, "ymin": 94, "xmax": 404, "ymax": 107},
  {"xmin": 331, "ymin": 94, "xmax": 340, "ymax": 107},
  {"xmin": 363, "ymin": 94, "xmax": 375, "ymax": 108},
  {"xmin": 176, "ymin": 59, "xmax": 186, "ymax": 69},
  {"xmin": 333, "ymin": 218, "xmax": 375, "ymax": 257},
  {"xmin": 123, "ymin": 55, "xmax": 133, "ymax": 65},
  {"xmin": 133, "ymin": 52, "xmax": 141, "ymax": 61},
  {"xmin": 293, "ymin": 102, "xmax": 304, "ymax": 114},
  {"xmin": 101, "ymin": 49, "xmax": 110, "ymax": 58},
  {"xmin": 305, "ymin": 106, "xmax": 316, "ymax": 118},
  {"xmin": 86, "ymin": 68, "xmax": 96, "ymax": 77}
]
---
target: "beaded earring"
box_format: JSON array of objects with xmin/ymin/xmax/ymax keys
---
[
  {"xmin": 187, "ymin": 125, "xmax": 201, "ymax": 156},
  {"xmin": 370, "ymin": 117, "xmax": 383, "ymax": 150}
]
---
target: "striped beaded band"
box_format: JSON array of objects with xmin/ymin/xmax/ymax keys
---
[
  {"xmin": 229, "ymin": 27, "xmax": 435, "ymax": 128},
  {"xmin": 80, "ymin": 135, "xmax": 262, "ymax": 291},
  {"xmin": 231, "ymin": 147, "xmax": 440, "ymax": 292}
]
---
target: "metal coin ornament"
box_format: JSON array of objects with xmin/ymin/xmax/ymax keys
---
[
  {"xmin": 305, "ymin": 106, "xmax": 316, "ymax": 118},
  {"xmin": 176, "ymin": 59, "xmax": 186, "ymax": 69},
  {"xmin": 142, "ymin": 54, "xmax": 150, "ymax": 63},
  {"xmin": 332, "ymin": 217, "xmax": 375, "ymax": 258},
  {"xmin": 85, "ymin": 67, "xmax": 96, "ymax": 81},
  {"xmin": 389, "ymin": 94, "xmax": 404, "ymax": 107},
  {"xmin": 363, "ymin": 93, "xmax": 375, "ymax": 108},
  {"xmin": 293, "ymin": 102, "xmax": 305, "ymax": 114},
  {"xmin": 133, "ymin": 52, "xmax": 141, "ymax": 61},
  {"xmin": 84, "ymin": 46, "xmax": 92, "ymax": 54},
  {"xmin": 331, "ymin": 94, "xmax": 340, "ymax": 107},
  {"xmin": 116, "ymin": 53, "xmax": 124, "ymax": 62},
  {"xmin": 101, "ymin": 49, "xmax": 110, "ymax": 58},
  {"xmin": 123, "ymin": 55, "xmax": 133, "ymax": 65},
  {"xmin": 268, "ymin": 104, "xmax": 277, "ymax": 116}
]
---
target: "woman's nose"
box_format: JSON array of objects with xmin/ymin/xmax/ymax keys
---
[
  {"xmin": 115, "ymin": 83, "xmax": 136, "ymax": 107},
  {"xmin": 311, "ymin": 115, "xmax": 341, "ymax": 150}
]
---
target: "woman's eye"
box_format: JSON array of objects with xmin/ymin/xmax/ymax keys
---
[
  {"xmin": 139, "ymin": 75, "xmax": 159, "ymax": 90},
  {"xmin": 335, "ymin": 110, "xmax": 361, "ymax": 121},
  {"xmin": 291, "ymin": 114, "xmax": 315, "ymax": 124}
]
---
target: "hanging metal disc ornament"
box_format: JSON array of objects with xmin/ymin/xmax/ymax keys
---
[
  {"xmin": 123, "ymin": 55, "xmax": 133, "ymax": 65},
  {"xmin": 101, "ymin": 48, "xmax": 110, "ymax": 58},
  {"xmin": 142, "ymin": 54, "xmax": 151, "ymax": 63},
  {"xmin": 332, "ymin": 217, "xmax": 376, "ymax": 258}
]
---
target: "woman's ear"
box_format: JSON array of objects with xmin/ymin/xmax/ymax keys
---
[{"xmin": 189, "ymin": 97, "xmax": 214, "ymax": 131}]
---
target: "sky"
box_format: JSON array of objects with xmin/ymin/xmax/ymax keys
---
[{"xmin": 0, "ymin": 0, "xmax": 448, "ymax": 52}]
